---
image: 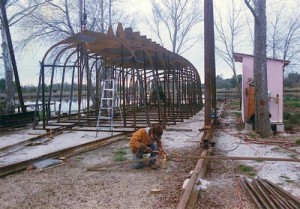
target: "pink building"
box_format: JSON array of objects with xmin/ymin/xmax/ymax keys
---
[{"xmin": 234, "ymin": 53, "xmax": 290, "ymax": 132}]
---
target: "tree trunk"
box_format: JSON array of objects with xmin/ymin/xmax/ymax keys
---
[
  {"xmin": 0, "ymin": 1, "xmax": 25, "ymax": 113},
  {"xmin": 1, "ymin": 13, "xmax": 15, "ymax": 113},
  {"xmin": 100, "ymin": 0, "xmax": 104, "ymax": 32},
  {"xmin": 109, "ymin": 0, "xmax": 112, "ymax": 27},
  {"xmin": 253, "ymin": 0, "xmax": 271, "ymax": 137}
]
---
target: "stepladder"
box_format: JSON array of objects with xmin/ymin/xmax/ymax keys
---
[{"xmin": 96, "ymin": 79, "xmax": 122, "ymax": 136}]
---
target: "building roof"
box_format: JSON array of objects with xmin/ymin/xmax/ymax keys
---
[{"xmin": 233, "ymin": 52, "xmax": 290, "ymax": 67}]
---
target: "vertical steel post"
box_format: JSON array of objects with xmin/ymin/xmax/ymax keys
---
[
  {"xmin": 179, "ymin": 65, "xmax": 184, "ymax": 121},
  {"xmin": 132, "ymin": 68, "xmax": 136, "ymax": 128},
  {"xmin": 85, "ymin": 54, "xmax": 90, "ymax": 117},
  {"xmin": 154, "ymin": 53, "xmax": 161, "ymax": 122},
  {"xmin": 121, "ymin": 44, "xmax": 126, "ymax": 127},
  {"xmin": 41, "ymin": 62, "xmax": 45, "ymax": 129},
  {"xmin": 169, "ymin": 57, "xmax": 175, "ymax": 124},
  {"xmin": 69, "ymin": 65, "xmax": 76, "ymax": 115},
  {"xmin": 163, "ymin": 53, "xmax": 167, "ymax": 122},
  {"xmin": 143, "ymin": 50, "xmax": 150, "ymax": 125},
  {"xmin": 95, "ymin": 57, "xmax": 99, "ymax": 113}
]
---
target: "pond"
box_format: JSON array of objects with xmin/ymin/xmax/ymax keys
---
[{"xmin": 23, "ymin": 98, "xmax": 93, "ymax": 114}]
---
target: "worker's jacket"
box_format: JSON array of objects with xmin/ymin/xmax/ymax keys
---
[{"xmin": 130, "ymin": 127, "xmax": 162, "ymax": 153}]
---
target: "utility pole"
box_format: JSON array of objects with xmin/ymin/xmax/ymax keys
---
[
  {"xmin": 0, "ymin": 0, "xmax": 26, "ymax": 113},
  {"xmin": 204, "ymin": 0, "xmax": 216, "ymax": 126}
]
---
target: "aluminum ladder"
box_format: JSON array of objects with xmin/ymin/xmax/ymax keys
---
[{"xmin": 96, "ymin": 79, "xmax": 122, "ymax": 136}]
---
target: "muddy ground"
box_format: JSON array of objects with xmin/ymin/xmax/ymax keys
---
[
  {"xmin": 0, "ymin": 140, "xmax": 257, "ymax": 209},
  {"xmin": 0, "ymin": 100, "xmax": 299, "ymax": 209}
]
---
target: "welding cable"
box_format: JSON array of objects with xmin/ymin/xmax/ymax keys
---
[
  {"xmin": 242, "ymin": 142, "xmax": 267, "ymax": 173},
  {"xmin": 238, "ymin": 141, "xmax": 267, "ymax": 173},
  {"xmin": 168, "ymin": 153, "xmax": 185, "ymax": 162},
  {"xmin": 167, "ymin": 151, "xmax": 225, "ymax": 163},
  {"xmin": 219, "ymin": 128, "xmax": 247, "ymax": 139},
  {"xmin": 191, "ymin": 148, "xmax": 204, "ymax": 155},
  {"xmin": 168, "ymin": 152, "xmax": 190, "ymax": 162},
  {"xmin": 215, "ymin": 138, "xmax": 244, "ymax": 152},
  {"xmin": 256, "ymin": 162, "xmax": 267, "ymax": 174},
  {"xmin": 176, "ymin": 131, "xmax": 202, "ymax": 138},
  {"xmin": 216, "ymin": 129, "xmax": 253, "ymax": 152}
]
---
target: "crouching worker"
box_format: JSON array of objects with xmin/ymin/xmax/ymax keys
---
[{"xmin": 129, "ymin": 124, "xmax": 165, "ymax": 170}]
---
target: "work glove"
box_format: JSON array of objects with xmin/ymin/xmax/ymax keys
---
[
  {"xmin": 138, "ymin": 144, "xmax": 151, "ymax": 153},
  {"xmin": 158, "ymin": 149, "xmax": 166, "ymax": 158},
  {"xmin": 144, "ymin": 146, "xmax": 152, "ymax": 154},
  {"xmin": 138, "ymin": 143, "xmax": 146, "ymax": 150}
]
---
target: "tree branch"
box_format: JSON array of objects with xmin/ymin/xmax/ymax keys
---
[{"xmin": 244, "ymin": 0, "xmax": 260, "ymax": 24}]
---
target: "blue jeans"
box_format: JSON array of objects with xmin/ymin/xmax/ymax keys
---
[{"xmin": 132, "ymin": 142, "xmax": 158, "ymax": 169}]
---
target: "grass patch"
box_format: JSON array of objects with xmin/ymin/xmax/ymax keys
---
[
  {"xmin": 113, "ymin": 148, "xmax": 127, "ymax": 162},
  {"xmin": 284, "ymin": 112, "xmax": 300, "ymax": 124},
  {"xmin": 235, "ymin": 112, "xmax": 242, "ymax": 118},
  {"xmin": 271, "ymin": 147, "xmax": 280, "ymax": 151},
  {"xmin": 247, "ymin": 132, "xmax": 257, "ymax": 139},
  {"xmin": 295, "ymin": 139, "xmax": 300, "ymax": 145},
  {"xmin": 284, "ymin": 123, "xmax": 294, "ymax": 132},
  {"xmin": 284, "ymin": 97, "xmax": 300, "ymax": 108},
  {"xmin": 236, "ymin": 164, "xmax": 256, "ymax": 177},
  {"xmin": 283, "ymin": 96, "xmax": 300, "ymax": 132},
  {"xmin": 230, "ymin": 100, "xmax": 241, "ymax": 110}
]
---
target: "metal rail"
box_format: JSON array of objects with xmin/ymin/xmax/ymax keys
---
[
  {"xmin": 0, "ymin": 131, "xmax": 127, "ymax": 177},
  {"xmin": 241, "ymin": 178, "xmax": 300, "ymax": 209},
  {"xmin": 177, "ymin": 97, "xmax": 224, "ymax": 208},
  {"xmin": 169, "ymin": 155, "xmax": 300, "ymax": 163},
  {"xmin": 0, "ymin": 128, "xmax": 64, "ymax": 157}
]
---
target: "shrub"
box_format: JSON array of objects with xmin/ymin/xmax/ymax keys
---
[
  {"xmin": 236, "ymin": 164, "xmax": 256, "ymax": 177},
  {"xmin": 113, "ymin": 148, "xmax": 127, "ymax": 162}
]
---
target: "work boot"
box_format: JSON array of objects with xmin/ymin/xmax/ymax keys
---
[
  {"xmin": 133, "ymin": 151, "xmax": 144, "ymax": 169},
  {"xmin": 149, "ymin": 163, "xmax": 160, "ymax": 170},
  {"xmin": 133, "ymin": 162, "xmax": 144, "ymax": 169}
]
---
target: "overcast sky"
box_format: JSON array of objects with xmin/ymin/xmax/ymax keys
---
[{"xmin": 2, "ymin": 0, "xmax": 298, "ymax": 86}]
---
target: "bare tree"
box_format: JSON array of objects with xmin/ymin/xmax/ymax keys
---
[
  {"xmin": 15, "ymin": 0, "xmax": 136, "ymax": 49},
  {"xmin": 149, "ymin": 0, "xmax": 203, "ymax": 54},
  {"xmin": 267, "ymin": 2, "xmax": 300, "ymax": 72},
  {"xmin": 0, "ymin": 0, "xmax": 48, "ymax": 113},
  {"xmin": 245, "ymin": 0, "xmax": 271, "ymax": 137},
  {"xmin": 88, "ymin": 0, "xmax": 128, "ymax": 32},
  {"xmin": 215, "ymin": 0, "xmax": 245, "ymax": 99},
  {"xmin": 1, "ymin": 11, "xmax": 14, "ymax": 113},
  {"xmin": 0, "ymin": 0, "xmax": 134, "ymax": 113}
]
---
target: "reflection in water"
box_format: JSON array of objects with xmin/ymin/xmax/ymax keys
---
[{"xmin": 24, "ymin": 98, "xmax": 93, "ymax": 113}]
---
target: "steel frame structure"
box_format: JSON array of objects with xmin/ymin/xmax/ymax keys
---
[{"xmin": 36, "ymin": 24, "xmax": 203, "ymax": 131}]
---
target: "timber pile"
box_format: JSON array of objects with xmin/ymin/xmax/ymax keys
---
[{"xmin": 241, "ymin": 177, "xmax": 300, "ymax": 209}]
